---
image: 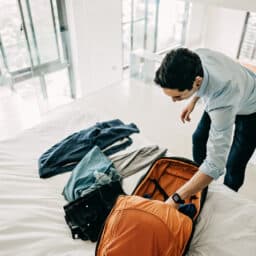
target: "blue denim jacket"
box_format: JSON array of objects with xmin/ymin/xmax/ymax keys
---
[
  {"xmin": 63, "ymin": 146, "xmax": 122, "ymax": 202},
  {"xmin": 38, "ymin": 119, "xmax": 139, "ymax": 178}
]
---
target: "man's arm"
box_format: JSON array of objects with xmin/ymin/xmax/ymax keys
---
[
  {"xmin": 239, "ymin": 62, "xmax": 256, "ymax": 73},
  {"xmin": 165, "ymin": 171, "xmax": 213, "ymax": 205},
  {"xmin": 167, "ymin": 106, "xmax": 236, "ymax": 207},
  {"xmin": 191, "ymin": 96, "xmax": 200, "ymax": 104}
]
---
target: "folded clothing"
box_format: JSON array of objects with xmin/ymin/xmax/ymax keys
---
[
  {"xmin": 109, "ymin": 145, "xmax": 167, "ymax": 178},
  {"xmin": 38, "ymin": 119, "xmax": 139, "ymax": 178},
  {"xmin": 63, "ymin": 146, "xmax": 122, "ymax": 202}
]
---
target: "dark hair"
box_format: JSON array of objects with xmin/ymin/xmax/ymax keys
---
[{"xmin": 154, "ymin": 48, "xmax": 203, "ymax": 91}]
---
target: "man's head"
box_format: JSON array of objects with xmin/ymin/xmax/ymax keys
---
[{"xmin": 154, "ymin": 48, "xmax": 203, "ymax": 102}]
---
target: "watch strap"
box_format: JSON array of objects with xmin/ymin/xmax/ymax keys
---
[{"xmin": 172, "ymin": 192, "xmax": 185, "ymax": 204}]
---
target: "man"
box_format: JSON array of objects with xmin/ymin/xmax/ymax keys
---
[{"xmin": 154, "ymin": 48, "xmax": 256, "ymax": 206}]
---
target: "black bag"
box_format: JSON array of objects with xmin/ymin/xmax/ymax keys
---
[{"xmin": 64, "ymin": 181, "xmax": 125, "ymax": 242}]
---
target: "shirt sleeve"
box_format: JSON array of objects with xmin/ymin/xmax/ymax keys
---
[{"xmin": 199, "ymin": 106, "xmax": 236, "ymax": 180}]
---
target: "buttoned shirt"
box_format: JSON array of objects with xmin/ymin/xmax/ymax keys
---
[{"xmin": 195, "ymin": 48, "xmax": 256, "ymax": 179}]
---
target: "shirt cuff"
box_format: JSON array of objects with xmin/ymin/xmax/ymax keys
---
[{"xmin": 199, "ymin": 160, "xmax": 225, "ymax": 180}]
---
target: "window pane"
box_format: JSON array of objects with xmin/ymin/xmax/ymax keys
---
[
  {"xmin": 239, "ymin": 13, "xmax": 256, "ymax": 62},
  {"xmin": 133, "ymin": 20, "xmax": 145, "ymax": 50},
  {"xmin": 157, "ymin": 0, "xmax": 188, "ymax": 50},
  {"xmin": 133, "ymin": 0, "xmax": 146, "ymax": 20},
  {"xmin": 122, "ymin": 23, "xmax": 131, "ymax": 66},
  {"xmin": 0, "ymin": 0, "xmax": 31, "ymax": 71},
  {"xmin": 145, "ymin": 0, "xmax": 157, "ymax": 52},
  {"xmin": 28, "ymin": 0, "xmax": 59, "ymax": 63},
  {"xmin": 123, "ymin": 0, "xmax": 132, "ymax": 24},
  {"xmin": 122, "ymin": 0, "xmax": 190, "ymax": 68}
]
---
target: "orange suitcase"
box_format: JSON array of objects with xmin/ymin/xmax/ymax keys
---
[{"xmin": 96, "ymin": 157, "xmax": 207, "ymax": 256}]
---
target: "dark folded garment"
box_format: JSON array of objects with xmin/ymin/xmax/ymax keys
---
[
  {"xmin": 38, "ymin": 119, "xmax": 139, "ymax": 178},
  {"xmin": 178, "ymin": 203, "xmax": 197, "ymax": 219}
]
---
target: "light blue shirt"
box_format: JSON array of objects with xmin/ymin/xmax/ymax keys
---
[{"xmin": 194, "ymin": 48, "xmax": 256, "ymax": 180}]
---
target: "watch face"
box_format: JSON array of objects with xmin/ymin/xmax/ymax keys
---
[{"xmin": 173, "ymin": 194, "xmax": 179, "ymax": 202}]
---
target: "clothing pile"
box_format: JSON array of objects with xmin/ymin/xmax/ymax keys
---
[
  {"xmin": 38, "ymin": 119, "xmax": 167, "ymax": 242},
  {"xmin": 38, "ymin": 119, "xmax": 207, "ymax": 256},
  {"xmin": 39, "ymin": 119, "xmax": 140, "ymax": 178}
]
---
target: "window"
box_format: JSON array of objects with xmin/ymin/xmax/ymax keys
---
[
  {"xmin": 122, "ymin": 0, "xmax": 190, "ymax": 67},
  {"xmin": 0, "ymin": 0, "xmax": 75, "ymax": 112},
  {"xmin": 237, "ymin": 12, "xmax": 256, "ymax": 64}
]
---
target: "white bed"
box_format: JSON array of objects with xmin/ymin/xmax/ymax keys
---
[{"xmin": 1, "ymin": 103, "xmax": 256, "ymax": 256}]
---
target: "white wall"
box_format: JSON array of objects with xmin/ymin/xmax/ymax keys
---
[
  {"xmin": 190, "ymin": 0, "xmax": 256, "ymax": 12},
  {"xmin": 202, "ymin": 6, "xmax": 246, "ymax": 58},
  {"xmin": 185, "ymin": 3, "xmax": 207, "ymax": 49},
  {"xmin": 186, "ymin": 3, "xmax": 246, "ymax": 58},
  {"xmin": 66, "ymin": 0, "xmax": 122, "ymax": 96}
]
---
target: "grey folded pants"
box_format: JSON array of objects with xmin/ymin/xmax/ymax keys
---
[{"xmin": 109, "ymin": 145, "xmax": 167, "ymax": 178}]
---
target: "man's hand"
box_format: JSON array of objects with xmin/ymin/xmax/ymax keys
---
[
  {"xmin": 180, "ymin": 103, "xmax": 195, "ymax": 123},
  {"xmin": 180, "ymin": 96, "xmax": 200, "ymax": 123}
]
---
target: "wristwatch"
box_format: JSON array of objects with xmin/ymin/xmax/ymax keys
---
[{"xmin": 172, "ymin": 193, "xmax": 185, "ymax": 204}]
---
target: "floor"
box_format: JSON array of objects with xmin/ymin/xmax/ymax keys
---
[{"xmin": 0, "ymin": 77, "xmax": 255, "ymax": 200}]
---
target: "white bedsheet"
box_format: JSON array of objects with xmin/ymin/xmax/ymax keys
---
[{"xmin": 1, "ymin": 104, "xmax": 256, "ymax": 256}]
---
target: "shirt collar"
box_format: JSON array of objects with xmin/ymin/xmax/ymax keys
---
[{"xmin": 196, "ymin": 65, "xmax": 209, "ymax": 97}]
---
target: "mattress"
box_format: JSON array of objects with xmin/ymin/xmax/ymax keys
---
[{"xmin": 0, "ymin": 103, "xmax": 256, "ymax": 256}]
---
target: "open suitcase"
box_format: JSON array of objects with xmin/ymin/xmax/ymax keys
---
[{"xmin": 96, "ymin": 157, "xmax": 208, "ymax": 256}]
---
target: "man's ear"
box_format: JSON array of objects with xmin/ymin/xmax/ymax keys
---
[{"xmin": 195, "ymin": 76, "xmax": 202, "ymax": 87}]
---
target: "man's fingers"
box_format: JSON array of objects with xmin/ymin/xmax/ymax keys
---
[
  {"xmin": 185, "ymin": 114, "xmax": 191, "ymax": 121},
  {"xmin": 181, "ymin": 109, "xmax": 193, "ymax": 123},
  {"xmin": 184, "ymin": 112, "xmax": 191, "ymax": 122},
  {"xmin": 180, "ymin": 110, "xmax": 186, "ymax": 123}
]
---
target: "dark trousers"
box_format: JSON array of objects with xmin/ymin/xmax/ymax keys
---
[{"xmin": 192, "ymin": 111, "xmax": 256, "ymax": 191}]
